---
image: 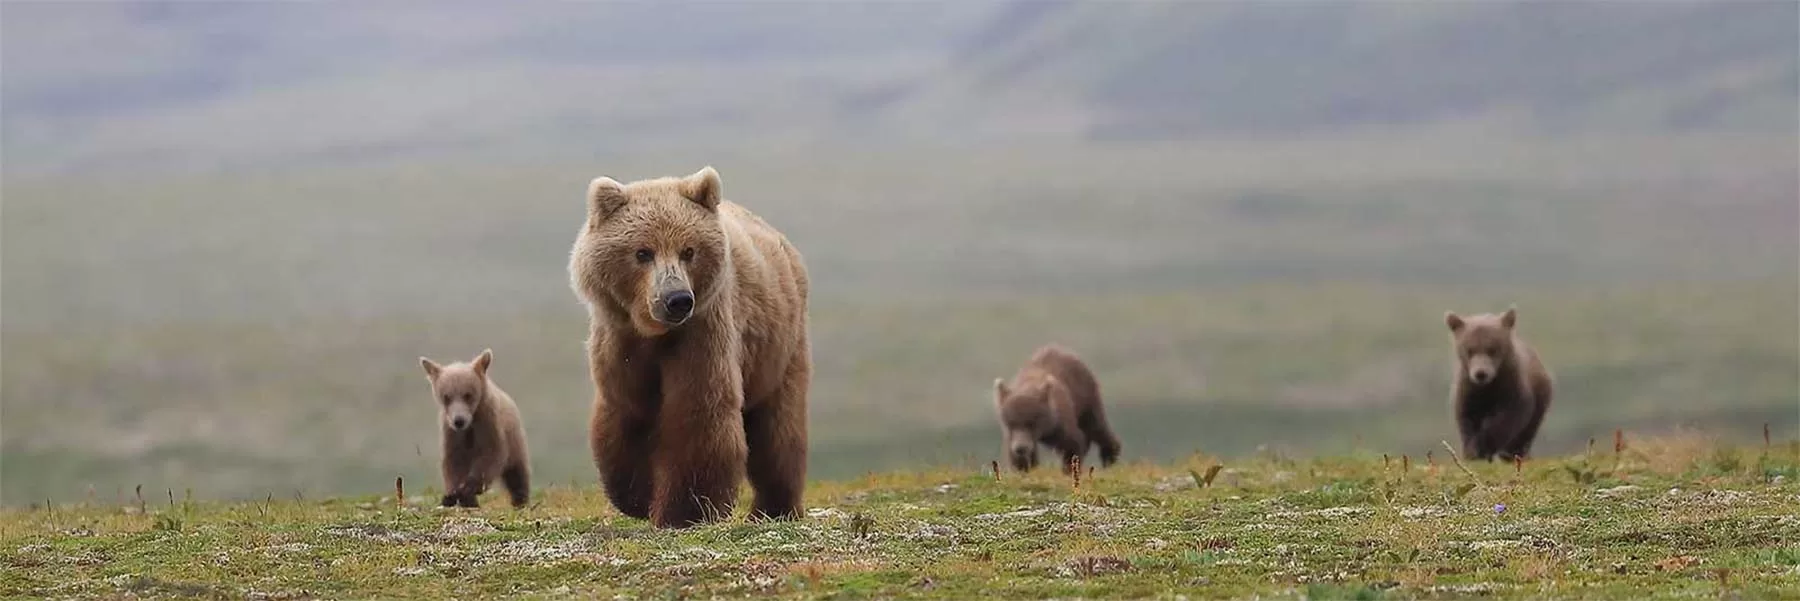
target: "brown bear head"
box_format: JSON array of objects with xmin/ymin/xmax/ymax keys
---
[
  {"xmin": 570, "ymin": 167, "xmax": 730, "ymax": 337},
  {"xmin": 420, "ymin": 349, "xmax": 493, "ymax": 433},
  {"xmin": 993, "ymin": 375, "xmax": 1066, "ymax": 471},
  {"xmin": 1444, "ymin": 306, "xmax": 1518, "ymax": 386}
]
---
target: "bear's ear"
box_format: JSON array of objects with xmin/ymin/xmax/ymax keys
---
[
  {"xmin": 992, "ymin": 378, "xmax": 1009, "ymax": 401},
  {"xmin": 1444, "ymin": 311, "xmax": 1465, "ymax": 332},
  {"xmin": 680, "ymin": 166, "xmax": 722, "ymax": 211},
  {"xmin": 1500, "ymin": 306, "xmax": 1517, "ymax": 330},
  {"xmin": 471, "ymin": 349, "xmax": 493, "ymax": 378},
  {"xmin": 420, "ymin": 357, "xmax": 442, "ymax": 380},
  {"xmin": 588, "ymin": 176, "xmax": 629, "ymax": 222}
]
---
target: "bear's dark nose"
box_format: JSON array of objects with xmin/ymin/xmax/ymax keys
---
[
  {"xmin": 450, "ymin": 416, "xmax": 469, "ymax": 430},
  {"xmin": 1010, "ymin": 445, "xmax": 1033, "ymax": 461},
  {"xmin": 1009, "ymin": 447, "xmax": 1035, "ymax": 472},
  {"xmin": 662, "ymin": 290, "xmax": 695, "ymax": 321}
]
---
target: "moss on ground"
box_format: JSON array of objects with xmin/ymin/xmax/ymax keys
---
[{"xmin": 3, "ymin": 432, "xmax": 1797, "ymax": 599}]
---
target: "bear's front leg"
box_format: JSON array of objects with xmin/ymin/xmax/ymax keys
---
[
  {"xmin": 744, "ymin": 358, "xmax": 808, "ymax": 521},
  {"xmin": 589, "ymin": 336, "xmax": 658, "ymax": 519},
  {"xmin": 440, "ymin": 445, "xmax": 473, "ymax": 508},
  {"xmin": 649, "ymin": 407, "xmax": 747, "ymax": 527},
  {"xmin": 591, "ymin": 393, "xmax": 655, "ymax": 519},
  {"xmin": 1456, "ymin": 410, "xmax": 1485, "ymax": 460},
  {"xmin": 442, "ymin": 478, "xmax": 482, "ymax": 508},
  {"xmin": 649, "ymin": 341, "xmax": 749, "ymax": 528},
  {"xmin": 501, "ymin": 463, "xmax": 531, "ymax": 508},
  {"xmin": 1057, "ymin": 433, "xmax": 1090, "ymax": 476},
  {"xmin": 1474, "ymin": 409, "xmax": 1529, "ymax": 462}
]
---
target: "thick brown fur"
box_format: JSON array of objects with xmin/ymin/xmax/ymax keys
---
[
  {"xmin": 1445, "ymin": 306, "xmax": 1554, "ymax": 461},
  {"xmin": 993, "ymin": 344, "xmax": 1122, "ymax": 473},
  {"xmin": 570, "ymin": 166, "xmax": 810, "ymax": 528},
  {"xmin": 419, "ymin": 349, "xmax": 531, "ymax": 508}
]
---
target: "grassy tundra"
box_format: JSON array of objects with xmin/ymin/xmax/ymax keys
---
[
  {"xmin": 3, "ymin": 135, "xmax": 1795, "ymax": 505},
  {"xmin": 3, "ymin": 432, "xmax": 1797, "ymax": 599}
]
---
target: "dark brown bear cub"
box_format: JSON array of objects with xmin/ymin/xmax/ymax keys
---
[
  {"xmin": 993, "ymin": 344, "xmax": 1122, "ymax": 473},
  {"xmin": 419, "ymin": 349, "xmax": 532, "ymax": 508},
  {"xmin": 1445, "ymin": 306, "xmax": 1554, "ymax": 461}
]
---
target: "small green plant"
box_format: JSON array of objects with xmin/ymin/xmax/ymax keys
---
[
  {"xmin": 1710, "ymin": 447, "xmax": 1743, "ymax": 473},
  {"xmin": 1304, "ymin": 581, "xmax": 1386, "ymax": 600},
  {"xmin": 1564, "ymin": 464, "xmax": 1599, "ymax": 485},
  {"xmin": 1190, "ymin": 464, "xmax": 1223, "ymax": 488},
  {"xmin": 848, "ymin": 512, "xmax": 873, "ymax": 539},
  {"xmin": 151, "ymin": 514, "xmax": 183, "ymax": 532}
]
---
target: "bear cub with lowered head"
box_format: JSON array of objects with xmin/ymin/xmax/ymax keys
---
[
  {"xmin": 570, "ymin": 166, "xmax": 810, "ymax": 528},
  {"xmin": 1445, "ymin": 306, "xmax": 1554, "ymax": 462},
  {"xmin": 994, "ymin": 344, "xmax": 1122, "ymax": 473},
  {"xmin": 419, "ymin": 349, "xmax": 532, "ymax": 508}
]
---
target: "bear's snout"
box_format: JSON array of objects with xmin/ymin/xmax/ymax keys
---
[
  {"xmin": 657, "ymin": 289, "xmax": 695, "ymax": 324},
  {"xmin": 1009, "ymin": 445, "xmax": 1035, "ymax": 470},
  {"xmin": 449, "ymin": 415, "xmax": 470, "ymax": 431},
  {"xmin": 1465, "ymin": 354, "xmax": 1499, "ymax": 385}
]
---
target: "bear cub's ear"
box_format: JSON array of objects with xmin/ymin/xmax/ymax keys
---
[
  {"xmin": 420, "ymin": 357, "xmax": 442, "ymax": 380},
  {"xmin": 1444, "ymin": 311, "xmax": 1465, "ymax": 333},
  {"xmin": 471, "ymin": 349, "xmax": 493, "ymax": 378},
  {"xmin": 681, "ymin": 166, "xmax": 722, "ymax": 211},
  {"xmin": 1500, "ymin": 306, "xmax": 1517, "ymax": 329},
  {"xmin": 588, "ymin": 176, "xmax": 628, "ymax": 222},
  {"xmin": 992, "ymin": 378, "xmax": 1009, "ymax": 400}
]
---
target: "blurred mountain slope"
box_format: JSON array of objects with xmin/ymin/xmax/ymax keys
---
[{"xmin": 4, "ymin": 1, "xmax": 1794, "ymax": 175}]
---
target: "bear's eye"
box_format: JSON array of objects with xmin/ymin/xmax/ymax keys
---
[
  {"xmin": 441, "ymin": 395, "xmax": 450, "ymax": 403},
  {"xmin": 463, "ymin": 394, "xmax": 473, "ymax": 402},
  {"xmin": 679, "ymin": 247, "xmax": 695, "ymax": 262},
  {"xmin": 634, "ymin": 248, "xmax": 654, "ymax": 264}
]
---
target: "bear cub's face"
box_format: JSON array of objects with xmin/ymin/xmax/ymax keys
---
[
  {"xmin": 993, "ymin": 377, "xmax": 1061, "ymax": 470},
  {"xmin": 420, "ymin": 349, "xmax": 493, "ymax": 432},
  {"xmin": 571, "ymin": 167, "xmax": 729, "ymax": 338},
  {"xmin": 1445, "ymin": 308, "xmax": 1517, "ymax": 386}
]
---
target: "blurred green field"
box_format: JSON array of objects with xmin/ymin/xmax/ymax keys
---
[{"xmin": 3, "ymin": 134, "xmax": 1796, "ymax": 505}]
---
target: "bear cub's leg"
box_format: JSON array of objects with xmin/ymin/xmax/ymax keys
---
[
  {"xmin": 443, "ymin": 480, "xmax": 481, "ymax": 508},
  {"xmin": 502, "ymin": 463, "xmax": 530, "ymax": 508},
  {"xmin": 441, "ymin": 458, "xmax": 475, "ymax": 507},
  {"xmin": 1058, "ymin": 434, "xmax": 1090, "ymax": 475},
  {"xmin": 1080, "ymin": 408, "xmax": 1123, "ymax": 467}
]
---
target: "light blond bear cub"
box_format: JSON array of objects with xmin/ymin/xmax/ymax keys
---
[
  {"xmin": 419, "ymin": 349, "xmax": 531, "ymax": 508},
  {"xmin": 569, "ymin": 166, "xmax": 811, "ymax": 528}
]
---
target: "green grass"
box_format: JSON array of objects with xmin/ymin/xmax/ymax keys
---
[{"xmin": 4, "ymin": 432, "xmax": 1797, "ymax": 599}]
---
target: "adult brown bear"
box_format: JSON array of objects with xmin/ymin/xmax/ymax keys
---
[{"xmin": 569, "ymin": 166, "xmax": 810, "ymax": 528}]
